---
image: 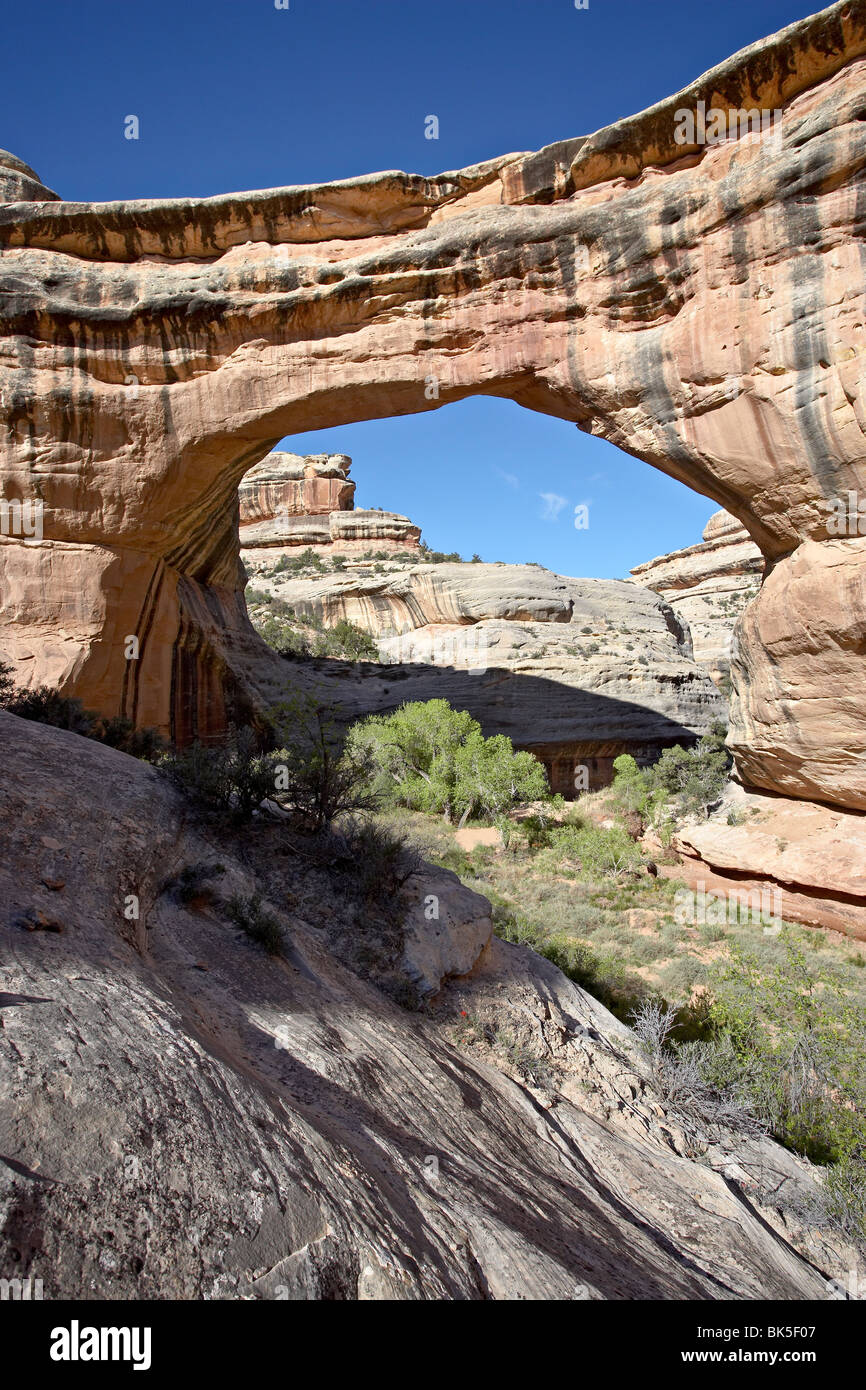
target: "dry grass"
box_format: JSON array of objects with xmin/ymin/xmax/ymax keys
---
[{"xmin": 376, "ymin": 806, "xmax": 866, "ymax": 1023}]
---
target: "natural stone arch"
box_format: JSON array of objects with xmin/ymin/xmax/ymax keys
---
[{"xmin": 0, "ymin": 0, "xmax": 864, "ymax": 806}]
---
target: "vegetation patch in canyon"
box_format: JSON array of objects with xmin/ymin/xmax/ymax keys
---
[{"xmin": 246, "ymin": 589, "xmax": 380, "ymax": 661}]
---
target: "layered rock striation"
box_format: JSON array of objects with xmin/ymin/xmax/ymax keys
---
[
  {"xmin": 258, "ymin": 560, "xmax": 727, "ymax": 793},
  {"xmin": 631, "ymin": 509, "xmax": 764, "ymax": 687},
  {"xmin": 239, "ymin": 451, "xmax": 421, "ymax": 561},
  {"xmin": 671, "ymin": 780, "xmax": 866, "ymax": 942},
  {"xmin": 0, "ymin": 1, "xmax": 864, "ymax": 809}
]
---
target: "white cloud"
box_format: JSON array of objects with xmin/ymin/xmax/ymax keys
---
[
  {"xmin": 539, "ymin": 491, "xmax": 568, "ymax": 522},
  {"xmin": 494, "ymin": 466, "xmax": 520, "ymax": 490}
]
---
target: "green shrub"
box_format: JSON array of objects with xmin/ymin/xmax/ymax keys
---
[
  {"xmin": 160, "ymin": 725, "xmax": 280, "ymax": 824},
  {"xmin": 248, "ymin": 591, "xmax": 379, "ymax": 662},
  {"xmin": 226, "ymin": 893, "xmax": 284, "ymax": 954},
  {"xmin": 92, "ymin": 716, "xmax": 166, "ymax": 760},
  {"xmin": 0, "ymin": 657, "xmax": 15, "ymax": 705},
  {"xmin": 650, "ymin": 722, "xmax": 732, "ymax": 820},
  {"xmin": 612, "ymin": 724, "xmax": 732, "ymax": 828},
  {"xmin": 330, "ymin": 819, "xmax": 422, "ymax": 903},
  {"xmin": 2, "ymin": 678, "xmax": 165, "ymax": 759},
  {"xmin": 418, "ymin": 543, "xmax": 463, "ymax": 563},
  {"xmin": 534, "ymin": 820, "xmax": 643, "ymax": 880},
  {"xmin": 4, "ymin": 685, "xmax": 95, "ymax": 734},
  {"xmin": 705, "ymin": 935, "xmax": 866, "ymax": 1167},
  {"xmin": 271, "ymin": 548, "xmax": 327, "ymax": 575},
  {"xmin": 267, "ymin": 698, "xmax": 378, "ymax": 831}
]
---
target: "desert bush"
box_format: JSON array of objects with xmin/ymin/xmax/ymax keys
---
[
  {"xmin": 4, "ymin": 685, "xmax": 96, "ymax": 734},
  {"xmin": 226, "ymin": 893, "xmax": 284, "ymax": 955},
  {"xmin": 817, "ymin": 1155, "xmax": 866, "ymax": 1246},
  {"xmin": 657, "ymin": 955, "xmax": 709, "ymax": 997},
  {"xmin": 2, "ymin": 678, "xmax": 165, "ymax": 758},
  {"xmin": 627, "ymin": 934, "xmax": 671, "ymax": 965},
  {"xmin": 93, "ymin": 715, "xmax": 165, "ymax": 760},
  {"xmin": 705, "ymin": 935, "xmax": 866, "ymax": 1166},
  {"xmin": 268, "ymin": 699, "xmax": 378, "ymax": 831},
  {"xmin": 630, "ymin": 997, "xmax": 764, "ymax": 1138},
  {"xmin": 612, "ymin": 724, "xmax": 732, "ymax": 829},
  {"xmin": 326, "ymin": 818, "xmax": 423, "ymax": 903},
  {"xmin": 0, "ymin": 657, "xmax": 15, "ymax": 705},
  {"xmin": 161, "ymin": 725, "xmax": 280, "ymax": 824},
  {"xmin": 248, "ymin": 594, "xmax": 378, "ymax": 662},
  {"xmin": 534, "ymin": 820, "xmax": 643, "ymax": 880},
  {"xmin": 490, "ymin": 898, "xmax": 645, "ymax": 1021},
  {"xmin": 165, "ymin": 862, "xmax": 225, "ymax": 906},
  {"xmin": 627, "ymin": 937, "xmax": 866, "ymax": 1236},
  {"xmin": 272, "ymin": 548, "xmax": 327, "ymax": 575},
  {"xmin": 326, "ymin": 618, "xmax": 379, "ymax": 661},
  {"xmin": 650, "ymin": 722, "xmax": 732, "ymax": 820},
  {"xmin": 418, "ymin": 543, "xmax": 463, "ymax": 563}
]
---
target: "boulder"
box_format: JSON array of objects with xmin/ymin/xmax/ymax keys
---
[
  {"xmin": 400, "ymin": 869, "xmax": 493, "ymax": 997},
  {"xmin": 672, "ymin": 781, "xmax": 866, "ymax": 941}
]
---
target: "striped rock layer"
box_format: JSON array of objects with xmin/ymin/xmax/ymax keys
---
[{"xmin": 238, "ymin": 451, "xmax": 421, "ymax": 560}]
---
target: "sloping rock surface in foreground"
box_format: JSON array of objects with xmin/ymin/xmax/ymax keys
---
[{"xmin": 0, "ymin": 713, "xmax": 855, "ymax": 1299}]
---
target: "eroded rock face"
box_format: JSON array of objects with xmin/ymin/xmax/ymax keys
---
[
  {"xmin": 240, "ymin": 451, "xmax": 355, "ymax": 525},
  {"xmin": 256, "ymin": 560, "xmax": 726, "ymax": 792},
  {"xmin": 730, "ymin": 538, "xmax": 866, "ymax": 810},
  {"xmin": 671, "ymin": 781, "xmax": 866, "ymax": 941},
  {"xmin": 631, "ymin": 509, "xmax": 763, "ymax": 687},
  {"xmin": 238, "ymin": 451, "xmax": 421, "ymax": 559},
  {"xmin": 0, "ymin": 1, "xmax": 864, "ymax": 807},
  {"xmin": 1, "ymin": 712, "xmax": 857, "ymax": 1298}
]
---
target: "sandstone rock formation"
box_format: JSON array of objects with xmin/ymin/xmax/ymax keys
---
[
  {"xmin": 0, "ymin": 149, "xmax": 58, "ymax": 204},
  {"xmin": 1, "ymin": 711, "xmax": 858, "ymax": 1298},
  {"xmin": 631, "ymin": 510, "xmax": 763, "ymax": 687},
  {"xmin": 0, "ymin": 1, "xmax": 864, "ymax": 811},
  {"xmin": 671, "ymin": 780, "xmax": 866, "ymax": 942},
  {"xmin": 257, "ymin": 560, "xmax": 726, "ymax": 793},
  {"xmin": 239, "ymin": 451, "xmax": 420, "ymax": 562}
]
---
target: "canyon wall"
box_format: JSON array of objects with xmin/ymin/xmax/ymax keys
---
[
  {"xmin": 631, "ymin": 509, "xmax": 763, "ymax": 687},
  {"xmin": 251, "ymin": 560, "xmax": 726, "ymax": 792},
  {"xmin": 0, "ymin": 0, "xmax": 864, "ymax": 809}
]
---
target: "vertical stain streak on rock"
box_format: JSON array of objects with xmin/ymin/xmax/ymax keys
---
[
  {"xmin": 784, "ymin": 189, "xmax": 841, "ymax": 498},
  {"xmin": 122, "ymin": 558, "xmax": 166, "ymax": 725}
]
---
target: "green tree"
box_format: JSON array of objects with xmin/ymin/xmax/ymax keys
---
[
  {"xmin": 652, "ymin": 722, "xmax": 731, "ymax": 819},
  {"xmin": 0, "ymin": 657, "xmax": 16, "ymax": 706},
  {"xmin": 347, "ymin": 699, "xmax": 550, "ymax": 825},
  {"xmin": 453, "ymin": 731, "xmax": 548, "ymax": 826}
]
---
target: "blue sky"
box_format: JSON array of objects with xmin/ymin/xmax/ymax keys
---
[{"xmin": 2, "ymin": 0, "xmax": 811, "ymax": 575}]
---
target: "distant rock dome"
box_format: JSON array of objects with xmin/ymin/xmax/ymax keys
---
[{"xmin": 0, "ymin": 149, "xmax": 60, "ymax": 203}]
